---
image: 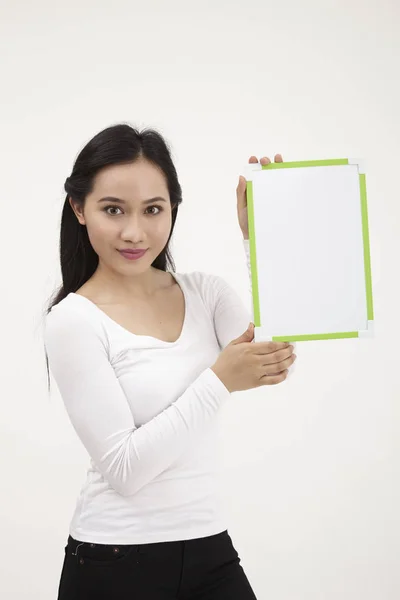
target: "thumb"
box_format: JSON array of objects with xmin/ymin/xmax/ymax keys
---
[{"xmin": 231, "ymin": 322, "xmax": 254, "ymax": 344}]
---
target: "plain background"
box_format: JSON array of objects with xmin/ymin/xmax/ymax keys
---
[{"xmin": 0, "ymin": 0, "xmax": 398, "ymax": 598}]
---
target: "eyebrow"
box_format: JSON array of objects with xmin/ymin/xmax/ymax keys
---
[{"xmin": 97, "ymin": 196, "xmax": 168, "ymax": 205}]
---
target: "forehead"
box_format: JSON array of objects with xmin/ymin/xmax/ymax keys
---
[{"xmin": 90, "ymin": 159, "xmax": 169, "ymax": 201}]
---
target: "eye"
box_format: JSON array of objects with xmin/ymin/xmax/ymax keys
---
[
  {"xmin": 146, "ymin": 205, "xmax": 163, "ymax": 215},
  {"xmin": 104, "ymin": 206, "xmax": 122, "ymax": 216},
  {"xmin": 103, "ymin": 205, "xmax": 163, "ymax": 216}
]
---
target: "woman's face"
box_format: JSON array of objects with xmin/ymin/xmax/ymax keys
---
[{"xmin": 70, "ymin": 158, "xmax": 172, "ymax": 282}]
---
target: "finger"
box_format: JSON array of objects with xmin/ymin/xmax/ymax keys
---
[
  {"xmin": 248, "ymin": 156, "xmax": 258, "ymax": 164},
  {"xmin": 259, "ymin": 347, "xmax": 295, "ymax": 365},
  {"xmin": 274, "ymin": 154, "xmax": 283, "ymax": 162},
  {"xmin": 262, "ymin": 353, "xmax": 296, "ymax": 372},
  {"xmin": 260, "ymin": 156, "xmax": 271, "ymax": 166},
  {"xmin": 253, "ymin": 341, "xmax": 290, "ymax": 354},
  {"xmin": 259, "ymin": 370, "xmax": 289, "ymax": 386}
]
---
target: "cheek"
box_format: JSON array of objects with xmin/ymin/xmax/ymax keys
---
[
  {"xmin": 152, "ymin": 213, "xmax": 172, "ymax": 238},
  {"xmin": 86, "ymin": 213, "xmax": 172, "ymax": 249},
  {"xmin": 85, "ymin": 218, "xmax": 114, "ymax": 250}
]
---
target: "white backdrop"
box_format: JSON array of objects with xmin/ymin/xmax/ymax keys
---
[{"xmin": 0, "ymin": 0, "xmax": 398, "ymax": 598}]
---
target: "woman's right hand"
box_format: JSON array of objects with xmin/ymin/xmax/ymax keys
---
[{"xmin": 211, "ymin": 323, "xmax": 296, "ymax": 393}]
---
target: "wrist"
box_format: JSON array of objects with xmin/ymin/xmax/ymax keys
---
[{"xmin": 211, "ymin": 365, "xmax": 234, "ymax": 394}]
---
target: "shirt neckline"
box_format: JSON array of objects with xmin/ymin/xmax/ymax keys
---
[{"xmin": 68, "ymin": 271, "xmax": 189, "ymax": 346}]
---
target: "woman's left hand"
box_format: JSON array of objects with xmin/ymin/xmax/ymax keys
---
[{"xmin": 236, "ymin": 154, "xmax": 284, "ymax": 240}]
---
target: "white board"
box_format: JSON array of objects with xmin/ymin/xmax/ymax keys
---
[{"xmin": 246, "ymin": 159, "xmax": 374, "ymax": 342}]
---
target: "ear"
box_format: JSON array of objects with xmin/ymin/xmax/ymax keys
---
[{"xmin": 69, "ymin": 197, "xmax": 86, "ymax": 225}]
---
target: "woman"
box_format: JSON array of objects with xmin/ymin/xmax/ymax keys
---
[{"xmin": 43, "ymin": 123, "xmax": 296, "ymax": 600}]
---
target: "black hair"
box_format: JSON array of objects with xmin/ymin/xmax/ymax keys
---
[{"xmin": 43, "ymin": 123, "xmax": 183, "ymax": 392}]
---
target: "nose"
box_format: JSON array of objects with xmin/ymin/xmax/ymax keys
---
[{"xmin": 120, "ymin": 216, "xmax": 145, "ymax": 244}]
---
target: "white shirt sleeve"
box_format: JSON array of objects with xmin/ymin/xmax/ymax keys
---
[
  {"xmin": 44, "ymin": 240, "xmax": 253, "ymax": 497},
  {"xmin": 210, "ymin": 238, "xmax": 253, "ymax": 349},
  {"xmin": 44, "ymin": 307, "xmax": 231, "ymax": 497}
]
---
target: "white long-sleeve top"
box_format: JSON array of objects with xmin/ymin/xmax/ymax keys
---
[{"xmin": 44, "ymin": 240, "xmax": 252, "ymax": 544}]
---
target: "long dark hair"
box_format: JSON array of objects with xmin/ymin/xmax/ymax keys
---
[{"xmin": 43, "ymin": 123, "xmax": 183, "ymax": 392}]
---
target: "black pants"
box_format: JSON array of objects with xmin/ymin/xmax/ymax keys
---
[{"xmin": 58, "ymin": 530, "xmax": 257, "ymax": 599}]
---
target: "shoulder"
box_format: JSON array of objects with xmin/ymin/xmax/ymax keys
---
[
  {"xmin": 176, "ymin": 269, "xmax": 233, "ymax": 306},
  {"xmin": 177, "ymin": 268, "xmax": 228, "ymax": 288},
  {"xmin": 44, "ymin": 294, "xmax": 105, "ymax": 343}
]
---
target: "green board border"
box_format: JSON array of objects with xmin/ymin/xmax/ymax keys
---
[{"xmin": 246, "ymin": 158, "xmax": 374, "ymax": 341}]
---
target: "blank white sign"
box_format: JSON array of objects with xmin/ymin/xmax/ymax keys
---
[{"xmin": 246, "ymin": 160, "xmax": 373, "ymax": 342}]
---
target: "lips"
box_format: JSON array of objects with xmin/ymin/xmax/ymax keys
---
[
  {"xmin": 118, "ymin": 249, "xmax": 147, "ymax": 259},
  {"xmin": 120, "ymin": 250, "xmax": 144, "ymax": 254}
]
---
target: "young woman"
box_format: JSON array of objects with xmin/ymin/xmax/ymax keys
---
[{"xmin": 43, "ymin": 124, "xmax": 296, "ymax": 600}]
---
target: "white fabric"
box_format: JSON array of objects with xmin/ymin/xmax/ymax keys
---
[{"xmin": 44, "ymin": 240, "xmax": 252, "ymax": 544}]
